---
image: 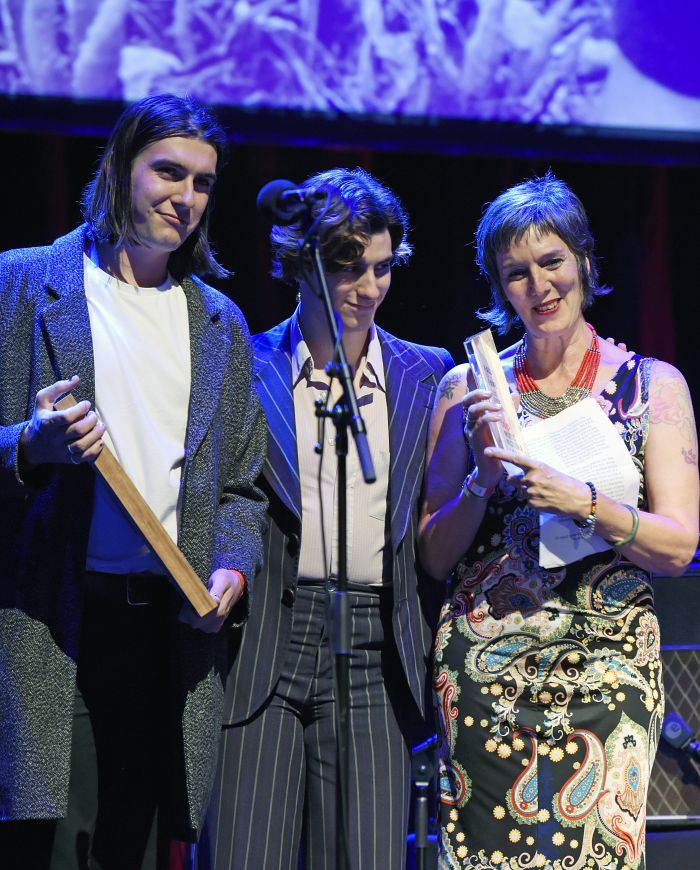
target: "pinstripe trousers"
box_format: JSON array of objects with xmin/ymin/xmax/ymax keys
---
[{"xmin": 204, "ymin": 583, "xmax": 425, "ymax": 870}]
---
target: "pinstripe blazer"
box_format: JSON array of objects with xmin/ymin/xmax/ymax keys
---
[
  {"xmin": 0, "ymin": 226, "xmax": 267, "ymax": 835},
  {"xmin": 222, "ymin": 316, "xmax": 453, "ymax": 724}
]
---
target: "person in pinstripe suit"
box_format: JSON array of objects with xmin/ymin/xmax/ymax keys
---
[{"xmin": 204, "ymin": 168, "xmax": 454, "ymax": 869}]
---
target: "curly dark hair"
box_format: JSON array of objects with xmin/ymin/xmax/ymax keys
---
[
  {"xmin": 475, "ymin": 171, "xmax": 611, "ymax": 334},
  {"xmin": 81, "ymin": 93, "xmax": 229, "ymax": 280},
  {"xmin": 270, "ymin": 167, "xmax": 412, "ymax": 285}
]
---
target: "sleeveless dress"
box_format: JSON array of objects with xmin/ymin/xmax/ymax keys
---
[{"xmin": 434, "ymin": 356, "xmax": 662, "ymax": 870}]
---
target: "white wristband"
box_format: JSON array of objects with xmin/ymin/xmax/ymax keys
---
[{"xmin": 462, "ymin": 470, "xmax": 495, "ymax": 500}]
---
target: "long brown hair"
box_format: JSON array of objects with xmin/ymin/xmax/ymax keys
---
[{"xmin": 81, "ymin": 93, "xmax": 229, "ymax": 280}]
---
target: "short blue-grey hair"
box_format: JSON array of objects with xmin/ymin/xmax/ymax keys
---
[{"xmin": 475, "ymin": 171, "xmax": 610, "ymax": 334}]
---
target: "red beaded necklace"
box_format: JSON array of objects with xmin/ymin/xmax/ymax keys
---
[{"xmin": 514, "ymin": 323, "xmax": 600, "ymax": 418}]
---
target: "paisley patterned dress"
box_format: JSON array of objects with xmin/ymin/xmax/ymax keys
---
[{"xmin": 434, "ymin": 356, "xmax": 662, "ymax": 870}]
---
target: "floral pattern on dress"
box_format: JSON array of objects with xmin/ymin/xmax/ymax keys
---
[{"xmin": 435, "ymin": 357, "xmax": 661, "ymax": 869}]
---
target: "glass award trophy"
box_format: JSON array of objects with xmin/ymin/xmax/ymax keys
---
[{"xmin": 463, "ymin": 328, "xmax": 525, "ymax": 455}]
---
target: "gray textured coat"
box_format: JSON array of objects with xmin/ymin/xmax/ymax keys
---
[{"xmin": 0, "ymin": 226, "xmax": 267, "ymax": 836}]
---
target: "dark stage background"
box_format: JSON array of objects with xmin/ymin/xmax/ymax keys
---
[
  {"xmin": 2, "ymin": 113, "xmax": 700, "ymax": 869},
  {"xmin": 2, "ymin": 127, "xmax": 699, "ymax": 417}
]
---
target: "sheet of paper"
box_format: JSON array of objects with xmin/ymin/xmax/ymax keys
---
[{"xmin": 521, "ymin": 396, "xmax": 640, "ymax": 568}]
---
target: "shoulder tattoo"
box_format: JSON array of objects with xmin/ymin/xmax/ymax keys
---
[
  {"xmin": 651, "ymin": 371, "xmax": 699, "ymax": 465},
  {"xmin": 439, "ymin": 373, "xmax": 462, "ymax": 401}
]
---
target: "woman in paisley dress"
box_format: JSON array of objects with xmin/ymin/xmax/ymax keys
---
[{"xmin": 418, "ymin": 173, "xmax": 699, "ymax": 870}]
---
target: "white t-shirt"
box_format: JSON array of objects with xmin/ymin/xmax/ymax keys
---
[{"xmin": 83, "ymin": 250, "xmax": 191, "ymax": 574}]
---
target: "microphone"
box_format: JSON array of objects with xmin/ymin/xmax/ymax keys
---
[
  {"xmin": 661, "ymin": 710, "xmax": 700, "ymax": 762},
  {"xmin": 256, "ymin": 179, "xmax": 324, "ymax": 225}
]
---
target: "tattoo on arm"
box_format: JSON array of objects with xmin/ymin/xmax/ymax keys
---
[
  {"xmin": 439, "ymin": 374, "xmax": 462, "ymax": 401},
  {"xmin": 683, "ymin": 447, "xmax": 698, "ymax": 465},
  {"xmin": 650, "ymin": 370, "xmax": 699, "ymax": 465}
]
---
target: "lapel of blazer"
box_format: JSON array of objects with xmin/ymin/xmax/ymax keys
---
[
  {"xmin": 381, "ymin": 328, "xmax": 435, "ymax": 554},
  {"xmin": 40, "ymin": 226, "xmax": 96, "ymax": 402},
  {"xmin": 183, "ymin": 277, "xmax": 230, "ymax": 459},
  {"xmin": 253, "ymin": 318, "xmax": 301, "ymax": 520}
]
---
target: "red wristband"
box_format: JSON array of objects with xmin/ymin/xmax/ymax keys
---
[{"xmin": 224, "ymin": 568, "xmax": 246, "ymax": 594}]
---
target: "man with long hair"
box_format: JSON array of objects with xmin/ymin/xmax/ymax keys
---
[{"xmin": 0, "ymin": 94, "xmax": 267, "ymax": 869}]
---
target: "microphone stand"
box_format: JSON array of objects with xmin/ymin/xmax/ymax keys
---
[
  {"xmin": 302, "ymin": 232, "xmax": 376, "ymax": 870},
  {"xmin": 411, "ymin": 734, "xmax": 437, "ymax": 870}
]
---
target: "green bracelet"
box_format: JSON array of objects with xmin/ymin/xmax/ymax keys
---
[{"xmin": 609, "ymin": 504, "xmax": 639, "ymax": 548}]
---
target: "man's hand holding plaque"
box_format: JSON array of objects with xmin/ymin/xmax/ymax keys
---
[{"xmin": 54, "ymin": 390, "xmax": 218, "ymax": 619}]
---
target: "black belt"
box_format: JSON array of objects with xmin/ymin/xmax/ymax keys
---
[
  {"xmin": 84, "ymin": 570, "xmax": 170, "ymax": 606},
  {"xmin": 297, "ymin": 577, "xmax": 388, "ymax": 595}
]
